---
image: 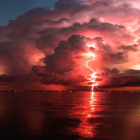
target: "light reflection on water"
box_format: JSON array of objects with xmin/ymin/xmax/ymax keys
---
[
  {"xmin": 0, "ymin": 91, "xmax": 140, "ymax": 140},
  {"xmin": 72, "ymin": 92, "xmax": 96, "ymax": 138}
]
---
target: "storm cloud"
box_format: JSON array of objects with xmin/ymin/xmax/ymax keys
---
[{"xmin": 1, "ymin": 0, "xmax": 140, "ymax": 89}]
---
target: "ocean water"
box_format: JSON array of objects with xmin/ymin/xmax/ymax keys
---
[{"xmin": 0, "ymin": 91, "xmax": 140, "ymax": 140}]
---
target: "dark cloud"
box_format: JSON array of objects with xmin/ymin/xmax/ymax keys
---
[
  {"xmin": 32, "ymin": 65, "xmax": 86, "ymax": 86},
  {"xmin": 43, "ymin": 35, "xmax": 87, "ymax": 74},
  {"xmin": 124, "ymin": 69, "xmax": 140, "ymax": 75},
  {"xmin": 101, "ymin": 52, "xmax": 128, "ymax": 64},
  {"xmin": 108, "ymin": 74, "xmax": 140, "ymax": 87},
  {"xmin": 119, "ymin": 44, "xmax": 139, "ymax": 52},
  {"xmin": 98, "ymin": 67, "xmax": 120, "ymax": 76},
  {"xmin": 97, "ymin": 68, "xmax": 140, "ymax": 87},
  {"xmin": 0, "ymin": 73, "xmax": 38, "ymax": 85},
  {"xmin": 8, "ymin": 7, "xmax": 51, "ymax": 26},
  {"xmin": 55, "ymin": 0, "xmax": 88, "ymax": 10}
]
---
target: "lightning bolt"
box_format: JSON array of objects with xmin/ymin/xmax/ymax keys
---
[
  {"xmin": 85, "ymin": 52, "xmax": 97, "ymax": 91},
  {"xmin": 69, "ymin": 43, "xmax": 97, "ymax": 91}
]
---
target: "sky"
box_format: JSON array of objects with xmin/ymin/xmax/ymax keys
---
[
  {"xmin": 0, "ymin": 0, "xmax": 58, "ymax": 26},
  {"xmin": 1, "ymin": 0, "xmax": 140, "ymax": 90}
]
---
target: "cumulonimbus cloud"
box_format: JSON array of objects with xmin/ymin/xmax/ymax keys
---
[{"xmin": 1, "ymin": 0, "xmax": 140, "ymax": 89}]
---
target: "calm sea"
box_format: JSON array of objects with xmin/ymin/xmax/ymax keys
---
[{"xmin": 0, "ymin": 91, "xmax": 140, "ymax": 140}]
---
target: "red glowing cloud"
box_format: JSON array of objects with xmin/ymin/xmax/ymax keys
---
[{"xmin": 1, "ymin": 0, "xmax": 140, "ymax": 89}]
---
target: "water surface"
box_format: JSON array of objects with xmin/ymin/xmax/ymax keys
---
[{"xmin": 0, "ymin": 91, "xmax": 140, "ymax": 140}]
